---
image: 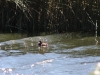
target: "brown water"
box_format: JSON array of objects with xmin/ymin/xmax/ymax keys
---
[{"xmin": 0, "ymin": 33, "xmax": 99, "ymax": 75}]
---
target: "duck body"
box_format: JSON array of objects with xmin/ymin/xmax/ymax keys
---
[{"xmin": 38, "ymin": 41, "xmax": 48, "ymax": 47}]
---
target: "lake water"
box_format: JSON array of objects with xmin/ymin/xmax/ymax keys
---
[{"xmin": 0, "ymin": 33, "xmax": 100, "ymax": 75}]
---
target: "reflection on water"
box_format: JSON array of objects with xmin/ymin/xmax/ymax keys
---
[{"xmin": 0, "ymin": 34, "xmax": 100, "ymax": 75}]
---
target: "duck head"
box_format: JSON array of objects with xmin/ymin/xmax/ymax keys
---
[{"xmin": 38, "ymin": 41, "xmax": 42, "ymax": 46}]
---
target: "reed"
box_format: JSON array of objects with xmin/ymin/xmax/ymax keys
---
[{"xmin": 0, "ymin": 0, "xmax": 99, "ymax": 36}]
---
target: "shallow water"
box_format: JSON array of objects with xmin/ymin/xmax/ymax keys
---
[{"xmin": 0, "ymin": 34, "xmax": 100, "ymax": 75}]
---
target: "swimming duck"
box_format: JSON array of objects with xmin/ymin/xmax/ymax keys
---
[{"xmin": 38, "ymin": 41, "xmax": 48, "ymax": 47}]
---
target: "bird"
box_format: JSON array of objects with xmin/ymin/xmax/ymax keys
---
[{"xmin": 38, "ymin": 41, "xmax": 48, "ymax": 47}]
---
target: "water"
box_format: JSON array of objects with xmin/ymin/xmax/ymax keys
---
[{"xmin": 0, "ymin": 34, "xmax": 100, "ymax": 75}]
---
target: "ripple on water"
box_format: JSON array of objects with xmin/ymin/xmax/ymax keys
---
[{"xmin": 0, "ymin": 35, "xmax": 100, "ymax": 75}]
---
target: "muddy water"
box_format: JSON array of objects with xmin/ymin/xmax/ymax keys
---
[{"xmin": 0, "ymin": 34, "xmax": 100, "ymax": 75}]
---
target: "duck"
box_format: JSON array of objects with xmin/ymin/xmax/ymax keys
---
[{"xmin": 38, "ymin": 41, "xmax": 48, "ymax": 47}]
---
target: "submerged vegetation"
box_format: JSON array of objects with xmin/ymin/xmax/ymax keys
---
[{"xmin": 0, "ymin": 0, "xmax": 100, "ymax": 36}]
